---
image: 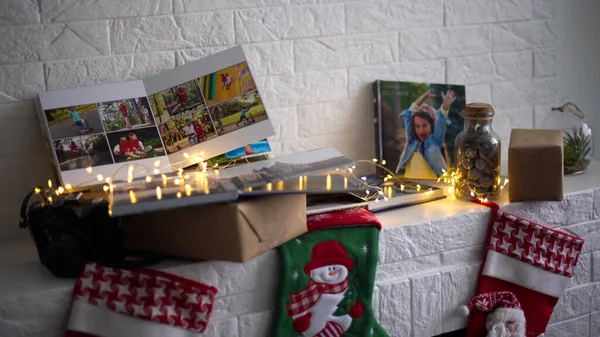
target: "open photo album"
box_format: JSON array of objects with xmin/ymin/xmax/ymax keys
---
[
  {"xmin": 35, "ymin": 46, "xmax": 275, "ymax": 188},
  {"xmin": 108, "ymin": 147, "xmax": 360, "ymax": 216}
]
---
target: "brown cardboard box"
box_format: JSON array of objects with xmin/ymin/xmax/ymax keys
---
[
  {"xmin": 123, "ymin": 194, "xmax": 307, "ymax": 262},
  {"xmin": 508, "ymin": 129, "xmax": 563, "ymax": 201}
]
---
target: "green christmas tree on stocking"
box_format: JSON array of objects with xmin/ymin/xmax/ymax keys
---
[{"xmin": 271, "ymin": 208, "xmax": 389, "ymax": 337}]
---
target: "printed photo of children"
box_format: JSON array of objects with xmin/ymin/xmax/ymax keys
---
[
  {"xmin": 106, "ymin": 127, "xmax": 165, "ymax": 163},
  {"xmin": 52, "ymin": 134, "xmax": 113, "ymax": 171},
  {"xmin": 44, "ymin": 103, "xmax": 103, "ymax": 139},
  {"xmin": 198, "ymin": 61, "xmax": 257, "ymax": 106},
  {"xmin": 149, "ymin": 79, "xmax": 205, "ymax": 125},
  {"xmin": 198, "ymin": 139, "xmax": 273, "ymax": 169},
  {"xmin": 208, "ymin": 91, "xmax": 268, "ymax": 136},
  {"xmin": 376, "ymin": 81, "xmax": 465, "ymax": 180},
  {"xmin": 97, "ymin": 97, "xmax": 154, "ymax": 132},
  {"xmin": 158, "ymin": 108, "xmax": 218, "ymax": 154}
]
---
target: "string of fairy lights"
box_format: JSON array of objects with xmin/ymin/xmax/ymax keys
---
[
  {"xmin": 336, "ymin": 159, "xmax": 509, "ymax": 204},
  {"xmin": 33, "ymin": 151, "xmax": 510, "ymax": 209}
]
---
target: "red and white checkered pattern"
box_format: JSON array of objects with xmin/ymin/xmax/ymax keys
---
[
  {"xmin": 286, "ymin": 279, "xmax": 349, "ymax": 316},
  {"xmin": 70, "ymin": 262, "xmax": 217, "ymax": 333},
  {"xmin": 487, "ymin": 210, "xmax": 583, "ymax": 277}
]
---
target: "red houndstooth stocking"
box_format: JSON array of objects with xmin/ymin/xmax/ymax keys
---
[
  {"xmin": 464, "ymin": 202, "xmax": 584, "ymax": 337},
  {"xmin": 65, "ymin": 262, "xmax": 218, "ymax": 337}
]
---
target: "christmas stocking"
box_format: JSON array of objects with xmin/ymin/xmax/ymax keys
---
[
  {"xmin": 65, "ymin": 262, "xmax": 217, "ymax": 336},
  {"xmin": 271, "ymin": 208, "xmax": 389, "ymax": 337},
  {"xmin": 462, "ymin": 202, "xmax": 584, "ymax": 337}
]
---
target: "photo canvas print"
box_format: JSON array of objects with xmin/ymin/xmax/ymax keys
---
[
  {"xmin": 36, "ymin": 46, "xmax": 276, "ymax": 188},
  {"xmin": 374, "ymin": 80, "xmax": 466, "ymax": 180}
]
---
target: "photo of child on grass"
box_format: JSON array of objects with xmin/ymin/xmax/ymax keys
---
[
  {"xmin": 376, "ymin": 81, "xmax": 465, "ymax": 180},
  {"xmin": 44, "ymin": 103, "xmax": 103, "ymax": 139},
  {"xmin": 53, "ymin": 134, "xmax": 113, "ymax": 171},
  {"xmin": 106, "ymin": 127, "xmax": 165, "ymax": 163},
  {"xmin": 97, "ymin": 97, "xmax": 154, "ymax": 132},
  {"xmin": 199, "ymin": 61, "xmax": 257, "ymax": 106},
  {"xmin": 198, "ymin": 139, "xmax": 272, "ymax": 169},
  {"xmin": 208, "ymin": 90, "xmax": 268, "ymax": 136},
  {"xmin": 158, "ymin": 108, "xmax": 218, "ymax": 154},
  {"xmin": 149, "ymin": 79, "xmax": 205, "ymax": 125}
]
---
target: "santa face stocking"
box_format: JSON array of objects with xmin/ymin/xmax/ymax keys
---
[
  {"xmin": 271, "ymin": 208, "xmax": 389, "ymax": 337},
  {"xmin": 464, "ymin": 202, "xmax": 584, "ymax": 337},
  {"xmin": 65, "ymin": 262, "xmax": 217, "ymax": 337}
]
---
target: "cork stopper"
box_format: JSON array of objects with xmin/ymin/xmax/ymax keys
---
[{"xmin": 460, "ymin": 102, "xmax": 495, "ymax": 119}]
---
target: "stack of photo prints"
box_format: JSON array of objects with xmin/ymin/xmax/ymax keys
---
[{"xmin": 36, "ymin": 47, "xmax": 276, "ymax": 188}]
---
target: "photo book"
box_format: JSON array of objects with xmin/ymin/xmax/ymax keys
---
[
  {"xmin": 306, "ymin": 179, "xmax": 445, "ymax": 215},
  {"xmin": 109, "ymin": 147, "xmax": 361, "ymax": 216},
  {"xmin": 35, "ymin": 46, "xmax": 275, "ymax": 188},
  {"xmin": 374, "ymin": 80, "xmax": 466, "ymax": 180}
]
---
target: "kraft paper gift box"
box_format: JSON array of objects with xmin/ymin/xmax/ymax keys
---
[
  {"xmin": 123, "ymin": 194, "xmax": 307, "ymax": 262},
  {"xmin": 508, "ymin": 129, "xmax": 563, "ymax": 202}
]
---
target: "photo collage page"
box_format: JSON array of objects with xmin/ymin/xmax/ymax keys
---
[
  {"xmin": 44, "ymin": 97, "xmax": 164, "ymax": 172},
  {"xmin": 149, "ymin": 61, "xmax": 268, "ymax": 156}
]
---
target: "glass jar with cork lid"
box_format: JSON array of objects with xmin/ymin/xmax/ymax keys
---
[{"xmin": 454, "ymin": 103, "xmax": 501, "ymax": 200}]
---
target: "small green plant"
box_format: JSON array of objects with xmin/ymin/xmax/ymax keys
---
[{"xmin": 564, "ymin": 126, "xmax": 592, "ymax": 174}]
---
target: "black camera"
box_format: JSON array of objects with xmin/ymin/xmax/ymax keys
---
[{"xmin": 20, "ymin": 189, "xmax": 160, "ymax": 278}]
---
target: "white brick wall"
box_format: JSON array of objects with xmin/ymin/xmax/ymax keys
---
[
  {"xmin": 3, "ymin": 188, "xmax": 599, "ymax": 336},
  {"xmin": 0, "ymin": 0, "xmax": 562, "ymax": 240}
]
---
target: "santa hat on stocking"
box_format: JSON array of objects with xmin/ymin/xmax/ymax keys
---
[
  {"xmin": 304, "ymin": 240, "xmax": 354, "ymax": 275},
  {"xmin": 460, "ymin": 291, "xmax": 526, "ymax": 332}
]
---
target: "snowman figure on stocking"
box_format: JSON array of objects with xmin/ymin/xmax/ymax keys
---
[{"xmin": 286, "ymin": 240, "xmax": 364, "ymax": 337}]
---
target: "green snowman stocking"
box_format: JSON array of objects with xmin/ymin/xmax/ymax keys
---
[{"xmin": 271, "ymin": 208, "xmax": 389, "ymax": 337}]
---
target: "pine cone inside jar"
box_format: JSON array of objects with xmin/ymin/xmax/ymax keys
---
[
  {"xmin": 468, "ymin": 168, "xmax": 482, "ymax": 181},
  {"xmin": 462, "ymin": 156, "xmax": 474, "ymax": 169},
  {"xmin": 475, "ymin": 159, "xmax": 486, "ymax": 170},
  {"xmin": 465, "ymin": 147, "xmax": 477, "ymax": 159},
  {"xmin": 479, "ymin": 175, "xmax": 493, "ymax": 189}
]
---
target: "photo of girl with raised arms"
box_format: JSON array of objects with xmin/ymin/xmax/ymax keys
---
[{"xmin": 375, "ymin": 81, "xmax": 466, "ymax": 180}]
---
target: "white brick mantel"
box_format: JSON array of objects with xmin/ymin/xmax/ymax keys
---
[{"xmin": 1, "ymin": 163, "xmax": 599, "ymax": 337}]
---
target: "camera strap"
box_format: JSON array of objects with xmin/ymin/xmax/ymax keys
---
[{"xmin": 19, "ymin": 188, "xmax": 39, "ymax": 229}]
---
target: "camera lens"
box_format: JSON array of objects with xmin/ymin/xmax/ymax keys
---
[{"xmin": 43, "ymin": 233, "xmax": 89, "ymax": 278}]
